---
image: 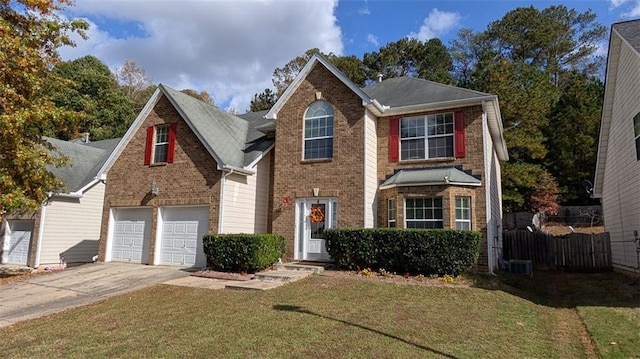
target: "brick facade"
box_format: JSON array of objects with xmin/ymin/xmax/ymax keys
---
[
  {"xmin": 274, "ymin": 68, "xmax": 494, "ymax": 270},
  {"xmin": 376, "ymin": 105, "xmax": 490, "ymax": 270},
  {"xmin": 98, "ymin": 95, "xmax": 222, "ymax": 264},
  {"xmin": 272, "ymin": 65, "xmax": 366, "ymax": 260}
]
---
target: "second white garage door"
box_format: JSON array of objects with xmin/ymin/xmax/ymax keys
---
[
  {"xmin": 5, "ymin": 220, "xmax": 34, "ymax": 265},
  {"xmin": 160, "ymin": 207, "xmax": 209, "ymax": 267}
]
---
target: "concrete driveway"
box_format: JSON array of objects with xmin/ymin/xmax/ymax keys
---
[{"xmin": 0, "ymin": 262, "xmax": 190, "ymax": 328}]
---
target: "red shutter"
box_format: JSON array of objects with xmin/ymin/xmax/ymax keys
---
[
  {"xmin": 167, "ymin": 123, "xmax": 177, "ymax": 163},
  {"xmin": 144, "ymin": 126, "xmax": 154, "ymax": 165},
  {"xmin": 454, "ymin": 111, "xmax": 466, "ymax": 158},
  {"xmin": 389, "ymin": 117, "xmax": 399, "ymax": 162}
]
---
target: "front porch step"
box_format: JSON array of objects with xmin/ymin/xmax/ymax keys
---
[
  {"xmin": 274, "ymin": 263, "xmax": 326, "ymax": 274},
  {"xmin": 253, "ymin": 270, "xmax": 312, "ymax": 283}
]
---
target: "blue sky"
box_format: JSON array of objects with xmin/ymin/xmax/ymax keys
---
[{"xmin": 60, "ymin": 0, "xmax": 639, "ymax": 111}]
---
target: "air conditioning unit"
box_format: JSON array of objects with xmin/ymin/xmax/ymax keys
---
[{"xmin": 509, "ymin": 260, "xmax": 533, "ymax": 276}]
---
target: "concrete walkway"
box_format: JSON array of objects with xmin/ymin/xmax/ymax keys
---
[{"xmin": 0, "ymin": 262, "xmax": 324, "ymax": 328}]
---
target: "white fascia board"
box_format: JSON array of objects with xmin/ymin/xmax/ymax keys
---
[
  {"xmin": 96, "ymin": 88, "xmax": 163, "ymax": 177},
  {"xmin": 266, "ymin": 53, "xmax": 373, "ymax": 120},
  {"xmin": 223, "ymin": 165, "xmax": 254, "ymax": 176},
  {"xmin": 376, "ymin": 97, "xmax": 494, "ymax": 117},
  {"xmin": 482, "ymin": 98, "xmax": 509, "ymax": 162}
]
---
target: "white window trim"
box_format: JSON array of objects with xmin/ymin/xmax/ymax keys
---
[
  {"xmin": 455, "ymin": 196, "xmax": 472, "ymax": 230},
  {"xmin": 404, "ymin": 197, "xmax": 444, "ymax": 229},
  {"xmin": 153, "ymin": 125, "xmax": 170, "ymax": 164},
  {"xmin": 387, "ymin": 198, "xmax": 396, "ymax": 228},
  {"xmin": 303, "ymin": 101, "xmax": 334, "ymax": 160},
  {"xmin": 400, "ymin": 113, "xmax": 454, "ymax": 161}
]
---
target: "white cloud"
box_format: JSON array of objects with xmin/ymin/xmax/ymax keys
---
[
  {"xmin": 358, "ymin": 0, "xmax": 370, "ymax": 15},
  {"xmin": 59, "ymin": 0, "xmax": 343, "ymax": 112},
  {"xmin": 410, "ymin": 8, "xmax": 461, "ymax": 41},
  {"xmin": 366, "ymin": 33, "xmax": 379, "ymax": 47},
  {"xmin": 609, "ymin": 0, "xmax": 630, "ymax": 8}
]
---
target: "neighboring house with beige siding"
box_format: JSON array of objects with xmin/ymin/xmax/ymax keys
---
[
  {"xmin": 0, "ymin": 137, "xmax": 118, "ymax": 267},
  {"xmin": 594, "ymin": 20, "xmax": 640, "ymax": 272}
]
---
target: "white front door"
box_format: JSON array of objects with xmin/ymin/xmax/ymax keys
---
[{"xmin": 296, "ymin": 199, "xmax": 336, "ymax": 261}]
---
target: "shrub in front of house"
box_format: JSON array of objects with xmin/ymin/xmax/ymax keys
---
[
  {"xmin": 324, "ymin": 228, "xmax": 481, "ymax": 276},
  {"xmin": 202, "ymin": 233, "xmax": 286, "ymax": 273}
]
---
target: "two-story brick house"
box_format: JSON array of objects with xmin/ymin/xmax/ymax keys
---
[
  {"xmin": 96, "ymin": 54, "xmax": 508, "ymax": 273},
  {"xmin": 267, "ymin": 54, "xmax": 508, "ymax": 272}
]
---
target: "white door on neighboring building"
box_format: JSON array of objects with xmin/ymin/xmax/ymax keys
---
[
  {"xmin": 5, "ymin": 220, "xmax": 34, "ymax": 265},
  {"xmin": 296, "ymin": 199, "xmax": 336, "ymax": 261}
]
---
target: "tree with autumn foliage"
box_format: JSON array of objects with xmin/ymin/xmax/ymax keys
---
[{"xmin": 0, "ymin": 0, "xmax": 88, "ymax": 217}]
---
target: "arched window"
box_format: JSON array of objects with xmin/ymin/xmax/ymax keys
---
[{"xmin": 303, "ymin": 101, "xmax": 334, "ymax": 160}]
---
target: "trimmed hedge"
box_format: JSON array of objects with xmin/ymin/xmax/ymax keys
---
[
  {"xmin": 202, "ymin": 233, "xmax": 285, "ymax": 273},
  {"xmin": 325, "ymin": 228, "xmax": 481, "ymax": 276}
]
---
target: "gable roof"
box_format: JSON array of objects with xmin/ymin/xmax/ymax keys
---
[
  {"xmin": 99, "ymin": 85, "xmax": 274, "ymax": 177},
  {"xmin": 46, "ymin": 137, "xmax": 118, "ymax": 194},
  {"xmin": 265, "ymin": 53, "xmax": 508, "ymax": 161},
  {"xmin": 379, "ymin": 167, "xmax": 481, "ymax": 190},
  {"xmin": 594, "ymin": 19, "xmax": 640, "ymax": 197}
]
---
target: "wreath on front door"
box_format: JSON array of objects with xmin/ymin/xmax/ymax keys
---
[{"xmin": 309, "ymin": 206, "xmax": 325, "ymax": 223}]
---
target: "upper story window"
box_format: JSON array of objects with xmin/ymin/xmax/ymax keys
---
[
  {"xmin": 154, "ymin": 125, "xmax": 170, "ymax": 163},
  {"xmin": 634, "ymin": 113, "xmax": 640, "ymax": 161},
  {"xmin": 144, "ymin": 123, "xmax": 177, "ymax": 165},
  {"xmin": 303, "ymin": 101, "xmax": 334, "ymax": 160},
  {"xmin": 400, "ymin": 113, "xmax": 454, "ymax": 160}
]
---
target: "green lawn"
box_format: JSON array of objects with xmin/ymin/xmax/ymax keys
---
[{"xmin": 0, "ymin": 271, "xmax": 638, "ymax": 358}]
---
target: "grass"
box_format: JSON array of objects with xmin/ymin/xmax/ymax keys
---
[{"xmin": 0, "ymin": 271, "xmax": 638, "ymax": 358}]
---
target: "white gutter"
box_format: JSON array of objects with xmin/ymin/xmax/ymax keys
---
[
  {"xmin": 481, "ymin": 110, "xmax": 495, "ymax": 275},
  {"xmin": 34, "ymin": 204, "xmax": 47, "ymax": 268},
  {"xmin": 223, "ymin": 165, "xmax": 254, "ymax": 176},
  {"xmin": 217, "ymin": 168, "xmax": 235, "ymax": 234},
  {"xmin": 53, "ymin": 192, "xmax": 83, "ymax": 199}
]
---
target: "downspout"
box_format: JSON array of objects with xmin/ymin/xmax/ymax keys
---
[
  {"xmin": 34, "ymin": 204, "xmax": 47, "ymax": 268},
  {"xmin": 481, "ymin": 106, "xmax": 495, "ymax": 275},
  {"xmin": 217, "ymin": 168, "xmax": 234, "ymax": 234}
]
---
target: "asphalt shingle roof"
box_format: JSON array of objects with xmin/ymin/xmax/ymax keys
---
[
  {"xmin": 46, "ymin": 137, "xmax": 118, "ymax": 193},
  {"xmin": 380, "ymin": 167, "xmax": 481, "ymax": 189},
  {"xmin": 613, "ymin": 19, "xmax": 640, "ymax": 53},
  {"xmin": 161, "ymin": 85, "xmax": 273, "ymax": 169},
  {"xmin": 362, "ymin": 77, "xmax": 493, "ymax": 108}
]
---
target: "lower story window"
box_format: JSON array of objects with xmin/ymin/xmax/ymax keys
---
[
  {"xmin": 455, "ymin": 196, "xmax": 471, "ymax": 230},
  {"xmin": 405, "ymin": 197, "xmax": 443, "ymax": 229},
  {"xmin": 388, "ymin": 198, "xmax": 396, "ymax": 228}
]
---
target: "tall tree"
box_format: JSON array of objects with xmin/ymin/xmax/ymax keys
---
[
  {"xmin": 485, "ymin": 5, "xmax": 606, "ymax": 84},
  {"xmin": 363, "ymin": 37, "xmax": 454, "ymax": 84},
  {"xmin": 249, "ymin": 88, "xmax": 276, "ymax": 112},
  {"xmin": 114, "ymin": 59, "xmax": 154, "ymax": 112},
  {"xmin": 0, "ymin": 0, "xmax": 88, "ymax": 215},
  {"xmin": 50, "ymin": 55, "xmax": 136, "ymax": 140},
  {"xmin": 456, "ymin": 5, "xmax": 607, "ymax": 211},
  {"xmin": 545, "ymin": 72, "xmax": 603, "ymax": 204}
]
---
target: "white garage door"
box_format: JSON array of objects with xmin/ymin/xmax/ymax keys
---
[
  {"xmin": 6, "ymin": 220, "xmax": 34, "ymax": 265},
  {"xmin": 160, "ymin": 207, "xmax": 208, "ymax": 267},
  {"xmin": 111, "ymin": 208, "xmax": 152, "ymax": 264}
]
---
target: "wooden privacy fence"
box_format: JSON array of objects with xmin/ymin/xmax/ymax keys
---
[{"xmin": 502, "ymin": 231, "xmax": 612, "ymax": 271}]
